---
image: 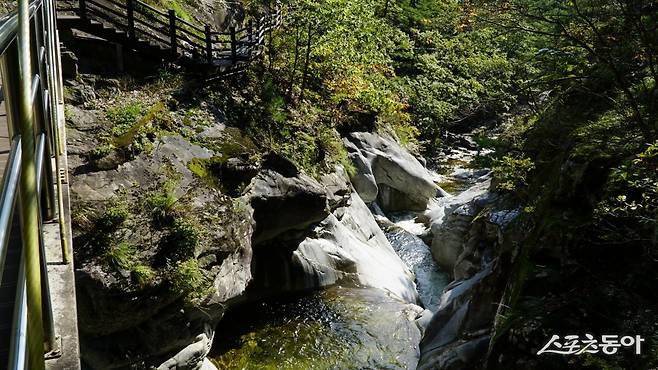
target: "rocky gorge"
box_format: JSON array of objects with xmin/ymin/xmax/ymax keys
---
[
  {"xmin": 64, "ymin": 73, "xmax": 523, "ymax": 369},
  {"xmin": 50, "ymin": 0, "xmax": 658, "ymax": 365}
]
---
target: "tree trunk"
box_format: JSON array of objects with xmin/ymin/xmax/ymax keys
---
[
  {"xmin": 299, "ymin": 22, "xmax": 313, "ymax": 102},
  {"xmin": 286, "ymin": 25, "xmax": 301, "ymax": 102}
]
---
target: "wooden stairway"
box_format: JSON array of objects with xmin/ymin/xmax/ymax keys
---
[
  {"xmin": 57, "ymin": 14, "xmax": 171, "ymax": 61},
  {"xmin": 56, "ymin": 0, "xmax": 282, "ymax": 71}
]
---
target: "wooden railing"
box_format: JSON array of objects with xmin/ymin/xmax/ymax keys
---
[{"xmin": 70, "ymin": 0, "xmax": 281, "ymax": 65}]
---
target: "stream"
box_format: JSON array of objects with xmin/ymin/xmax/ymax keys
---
[{"xmin": 209, "ymin": 138, "xmax": 484, "ymax": 369}]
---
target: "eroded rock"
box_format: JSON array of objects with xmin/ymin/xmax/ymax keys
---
[
  {"xmin": 292, "ymin": 193, "xmax": 419, "ymax": 303},
  {"xmin": 344, "ymin": 132, "xmax": 443, "ymax": 212},
  {"xmin": 425, "ymin": 177, "xmax": 492, "ymax": 274}
]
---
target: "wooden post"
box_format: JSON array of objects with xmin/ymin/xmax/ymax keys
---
[
  {"xmin": 168, "ymin": 9, "xmax": 177, "ymax": 58},
  {"xmin": 230, "ymin": 26, "xmax": 236, "ymax": 63},
  {"xmin": 127, "ymin": 0, "xmax": 135, "ymax": 41},
  {"xmin": 247, "ymin": 20, "xmax": 253, "ymax": 44},
  {"xmin": 204, "ymin": 25, "xmax": 212, "ymax": 64},
  {"xmin": 79, "ymin": 0, "xmax": 87, "ymax": 20}
]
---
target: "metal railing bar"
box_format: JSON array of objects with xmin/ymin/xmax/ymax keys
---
[
  {"xmin": 0, "ymin": 9, "xmax": 20, "ymax": 55},
  {"xmin": 31, "ymin": 74, "xmax": 40, "ymax": 105},
  {"xmin": 38, "ymin": 45, "xmax": 45, "ymax": 65},
  {"xmin": 0, "ymin": 138, "xmax": 22, "ymax": 286},
  {"xmin": 34, "ymin": 133, "xmax": 45, "ymax": 199},
  {"xmin": 34, "ymin": 132, "xmax": 56, "ymax": 352},
  {"xmin": 7, "ymin": 251, "xmax": 28, "ymax": 370},
  {"xmin": 17, "ymin": 0, "xmax": 47, "ymax": 367}
]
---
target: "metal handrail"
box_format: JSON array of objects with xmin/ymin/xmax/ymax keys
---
[
  {"xmin": 0, "ymin": 0, "xmax": 68, "ymax": 367},
  {"xmin": 8, "ymin": 254, "xmax": 27, "ymax": 370},
  {"xmin": 0, "ymin": 138, "xmax": 22, "ymax": 285},
  {"xmin": 0, "ymin": 2, "xmax": 40, "ymax": 55}
]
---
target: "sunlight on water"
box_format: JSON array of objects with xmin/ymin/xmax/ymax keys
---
[{"xmin": 210, "ymin": 286, "xmax": 422, "ymax": 370}]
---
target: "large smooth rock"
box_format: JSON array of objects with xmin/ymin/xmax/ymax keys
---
[
  {"xmin": 157, "ymin": 327, "xmax": 214, "ymax": 370},
  {"xmin": 344, "ymin": 132, "xmax": 443, "ymax": 212},
  {"xmin": 245, "ymin": 171, "xmax": 327, "ymax": 244},
  {"xmin": 244, "ymin": 159, "xmax": 350, "ymax": 245},
  {"xmin": 77, "ymin": 187, "xmax": 253, "ymax": 369},
  {"xmin": 425, "ymin": 177, "xmax": 492, "ymax": 273},
  {"xmin": 291, "ymin": 192, "xmax": 419, "ymax": 303},
  {"xmin": 417, "ymin": 263, "xmax": 498, "ymax": 370}
]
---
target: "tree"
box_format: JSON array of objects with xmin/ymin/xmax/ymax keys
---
[{"xmin": 480, "ymin": 0, "xmax": 658, "ymax": 139}]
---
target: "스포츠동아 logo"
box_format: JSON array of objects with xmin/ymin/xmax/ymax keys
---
[{"xmin": 537, "ymin": 334, "xmax": 644, "ymax": 355}]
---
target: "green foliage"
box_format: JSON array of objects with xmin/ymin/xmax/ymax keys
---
[
  {"xmin": 492, "ymin": 155, "xmax": 535, "ymax": 192},
  {"xmin": 164, "ymin": 218, "xmax": 201, "ymax": 261},
  {"xmin": 188, "ymin": 157, "xmax": 219, "ymax": 188},
  {"xmin": 399, "ymin": 30, "xmax": 515, "ymax": 142},
  {"xmin": 106, "ymin": 102, "xmax": 144, "ymax": 129},
  {"xmin": 132, "ymin": 265, "xmax": 157, "ymax": 287},
  {"xmin": 64, "ymin": 105, "xmax": 73, "ymax": 121},
  {"xmin": 169, "ymin": 259, "xmax": 207, "ymax": 303},
  {"xmin": 484, "ymin": 0, "xmax": 657, "ymax": 139},
  {"xmin": 146, "ymin": 179, "xmax": 179, "ymax": 225},
  {"xmin": 113, "ymin": 102, "xmax": 172, "ymax": 152},
  {"xmin": 95, "ymin": 101, "xmax": 174, "ymax": 163},
  {"xmin": 594, "ymin": 141, "xmax": 658, "ymax": 247},
  {"xmin": 105, "ymin": 242, "xmax": 136, "ymax": 270},
  {"xmin": 96, "ymin": 201, "xmax": 129, "ymax": 231},
  {"xmin": 89, "ymin": 144, "xmax": 115, "ymax": 160},
  {"xmin": 246, "ymin": 0, "xmax": 522, "ymax": 164},
  {"xmin": 188, "ymin": 154, "xmax": 256, "ymax": 196}
]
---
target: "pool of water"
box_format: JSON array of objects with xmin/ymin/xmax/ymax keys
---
[{"xmin": 210, "ymin": 286, "xmax": 423, "ymax": 370}]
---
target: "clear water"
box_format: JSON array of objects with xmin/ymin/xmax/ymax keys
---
[{"xmin": 210, "ymin": 286, "xmax": 422, "ymax": 370}]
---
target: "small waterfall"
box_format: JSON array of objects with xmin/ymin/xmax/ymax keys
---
[{"xmin": 385, "ymin": 213, "xmax": 450, "ymax": 312}]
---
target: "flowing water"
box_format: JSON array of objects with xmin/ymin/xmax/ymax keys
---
[
  {"xmin": 385, "ymin": 220, "xmax": 450, "ymax": 313},
  {"xmin": 209, "ymin": 221, "xmax": 451, "ymax": 370},
  {"xmin": 208, "ymin": 139, "xmax": 487, "ymax": 369}
]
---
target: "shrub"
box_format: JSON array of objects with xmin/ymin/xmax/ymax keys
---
[
  {"xmin": 132, "ymin": 264, "xmax": 157, "ymax": 287},
  {"xmin": 493, "ymin": 154, "xmax": 535, "ymax": 192},
  {"xmin": 164, "ymin": 218, "xmax": 201, "ymax": 261},
  {"xmin": 106, "ymin": 102, "xmax": 143, "ymax": 130},
  {"xmin": 96, "ymin": 201, "xmax": 130, "ymax": 231}
]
